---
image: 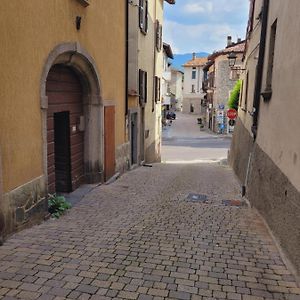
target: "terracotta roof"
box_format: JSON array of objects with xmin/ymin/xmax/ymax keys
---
[
  {"xmin": 208, "ymin": 41, "xmax": 246, "ymax": 60},
  {"xmin": 183, "ymin": 57, "xmax": 208, "ymax": 67}
]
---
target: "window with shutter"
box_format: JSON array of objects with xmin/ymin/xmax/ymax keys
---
[
  {"xmin": 145, "ymin": 0, "xmax": 148, "ymax": 33},
  {"xmin": 154, "ymin": 76, "xmax": 161, "ymax": 103},
  {"xmin": 139, "ymin": 0, "xmax": 148, "ymax": 34},
  {"xmin": 139, "ymin": 0, "xmax": 144, "ymax": 30},
  {"xmin": 266, "ymin": 19, "xmax": 277, "ymax": 90},
  {"xmin": 139, "ymin": 70, "xmax": 148, "ymax": 106},
  {"xmin": 156, "ymin": 21, "xmax": 162, "ymax": 51}
]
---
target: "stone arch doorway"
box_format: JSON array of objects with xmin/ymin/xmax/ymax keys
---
[
  {"xmin": 46, "ymin": 65, "xmax": 85, "ymax": 193},
  {"xmin": 41, "ymin": 43, "xmax": 103, "ymax": 194}
]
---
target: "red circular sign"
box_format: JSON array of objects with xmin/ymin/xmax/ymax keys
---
[{"xmin": 227, "ymin": 109, "xmax": 237, "ymax": 120}]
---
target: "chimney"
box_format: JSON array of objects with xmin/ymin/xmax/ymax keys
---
[
  {"xmin": 227, "ymin": 36, "xmax": 232, "ymax": 46},
  {"xmin": 237, "ymin": 38, "xmax": 242, "ymax": 43},
  {"xmin": 192, "ymin": 52, "xmax": 196, "ymax": 60}
]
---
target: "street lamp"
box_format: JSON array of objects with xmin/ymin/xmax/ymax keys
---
[
  {"xmin": 227, "ymin": 52, "xmax": 246, "ymax": 71},
  {"xmin": 228, "ymin": 52, "xmax": 237, "ymax": 67}
]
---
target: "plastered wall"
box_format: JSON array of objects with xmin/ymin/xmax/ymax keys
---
[{"xmin": 0, "ymin": 0, "xmax": 126, "ymax": 193}]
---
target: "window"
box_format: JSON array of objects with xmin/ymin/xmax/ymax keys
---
[
  {"xmin": 192, "ymin": 67, "xmax": 196, "ymax": 79},
  {"xmin": 154, "ymin": 76, "xmax": 161, "ymax": 103},
  {"xmin": 139, "ymin": 0, "xmax": 148, "ymax": 34},
  {"xmin": 156, "ymin": 20, "xmax": 162, "ymax": 51},
  {"xmin": 139, "ymin": 70, "xmax": 147, "ymax": 106},
  {"xmin": 266, "ymin": 19, "xmax": 277, "ymax": 91},
  {"xmin": 191, "ymin": 85, "xmax": 195, "ymax": 93}
]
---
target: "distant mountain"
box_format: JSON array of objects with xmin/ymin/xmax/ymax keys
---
[{"xmin": 170, "ymin": 52, "xmax": 210, "ymax": 71}]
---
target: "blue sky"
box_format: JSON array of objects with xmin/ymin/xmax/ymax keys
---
[{"xmin": 164, "ymin": 0, "xmax": 250, "ymax": 54}]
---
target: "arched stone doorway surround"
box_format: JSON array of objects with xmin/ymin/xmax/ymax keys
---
[{"xmin": 40, "ymin": 42, "xmax": 103, "ymax": 192}]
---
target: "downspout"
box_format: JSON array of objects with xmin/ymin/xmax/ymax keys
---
[
  {"xmin": 251, "ymin": 0, "xmax": 269, "ymax": 139},
  {"xmin": 125, "ymin": 0, "xmax": 129, "ymax": 116},
  {"xmin": 242, "ymin": 0, "xmax": 269, "ymax": 197}
]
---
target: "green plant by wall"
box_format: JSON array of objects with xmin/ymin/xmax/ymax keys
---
[
  {"xmin": 228, "ymin": 79, "xmax": 241, "ymax": 110},
  {"xmin": 48, "ymin": 194, "xmax": 71, "ymax": 218}
]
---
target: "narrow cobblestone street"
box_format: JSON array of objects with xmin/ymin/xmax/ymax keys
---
[{"xmin": 0, "ymin": 115, "xmax": 299, "ymax": 300}]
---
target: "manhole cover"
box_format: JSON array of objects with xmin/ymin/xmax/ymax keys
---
[
  {"xmin": 222, "ymin": 200, "xmax": 245, "ymax": 207},
  {"xmin": 186, "ymin": 193, "xmax": 208, "ymax": 203}
]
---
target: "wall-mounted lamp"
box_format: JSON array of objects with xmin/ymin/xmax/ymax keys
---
[
  {"xmin": 228, "ymin": 52, "xmax": 237, "ymax": 68},
  {"xmin": 227, "ymin": 52, "xmax": 246, "ymax": 71},
  {"xmin": 76, "ymin": 16, "xmax": 82, "ymax": 30}
]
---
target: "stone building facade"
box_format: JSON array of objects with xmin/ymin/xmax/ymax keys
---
[
  {"xmin": 127, "ymin": 0, "xmax": 175, "ymax": 164},
  {"xmin": 170, "ymin": 68, "xmax": 184, "ymax": 111},
  {"xmin": 203, "ymin": 38, "xmax": 245, "ymax": 133},
  {"xmin": 182, "ymin": 55, "xmax": 207, "ymax": 115},
  {"xmin": 229, "ymin": 0, "xmax": 300, "ymax": 275},
  {"xmin": 161, "ymin": 43, "xmax": 174, "ymax": 120}
]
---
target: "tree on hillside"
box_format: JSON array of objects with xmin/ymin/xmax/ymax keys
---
[{"xmin": 228, "ymin": 80, "xmax": 241, "ymax": 110}]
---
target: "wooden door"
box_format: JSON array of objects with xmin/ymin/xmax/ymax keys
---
[
  {"xmin": 104, "ymin": 106, "xmax": 115, "ymax": 181},
  {"xmin": 46, "ymin": 65, "xmax": 84, "ymax": 193},
  {"xmin": 53, "ymin": 112, "xmax": 71, "ymax": 192}
]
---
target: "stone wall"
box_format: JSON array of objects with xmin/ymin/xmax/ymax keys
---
[
  {"xmin": 1, "ymin": 176, "xmax": 47, "ymax": 239},
  {"xmin": 230, "ymin": 120, "xmax": 300, "ymax": 276},
  {"xmin": 247, "ymin": 143, "xmax": 300, "ymax": 275},
  {"xmin": 215, "ymin": 60, "xmax": 237, "ymax": 107},
  {"xmin": 229, "ymin": 118, "xmax": 253, "ymax": 184}
]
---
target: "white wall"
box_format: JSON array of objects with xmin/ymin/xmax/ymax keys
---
[{"xmin": 183, "ymin": 66, "xmax": 205, "ymax": 114}]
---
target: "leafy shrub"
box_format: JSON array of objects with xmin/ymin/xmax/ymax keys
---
[
  {"xmin": 228, "ymin": 80, "xmax": 241, "ymax": 110},
  {"xmin": 48, "ymin": 194, "xmax": 71, "ymax": 218}
]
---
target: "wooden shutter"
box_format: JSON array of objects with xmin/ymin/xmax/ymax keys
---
[
  {"xmin": 154, "ymin": 76, "xmax": 161, "ymax": 103},
  {"xmin": 139, "ymin": 69, "xmax": 144, "ymax": 105},
  {"xmin": 158, "ymin": 78, "xmax": 161, "ymax": 102},
  {"xmin": 144, "ymin": 71, "xmax": 147, "ymax": 103},
  {"xmin": 139, "ymin": 70, "xmax": 147, "ymax": 106},
  {"xmin": 156, "ymin": 21, "xmax": 163, "ymax": 51},
  {"xmin": 154, "ymin": 77, "xmax": 158, "ymax": 103},
  {"xmin": 145, "ymin": 0, "xmax": 148, "ymax": 33},
  {"xmin": 139, "ymin": 0, "xmax": 144, "ymax": 30}
]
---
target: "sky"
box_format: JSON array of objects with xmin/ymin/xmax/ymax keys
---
[{"xmin": 164, "ymin": 0, "xmax": 250, "ymax": 54}]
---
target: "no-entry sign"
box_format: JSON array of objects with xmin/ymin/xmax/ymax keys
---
[{"xmin": 227, "ymin": 109, "xmax": 237, "ymax": 120}]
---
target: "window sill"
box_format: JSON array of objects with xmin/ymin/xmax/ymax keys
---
[
  {"xmin": 261, "ymin": 89, "xmax": 272, "ymax": 101},
  {"xmin": 140, "ymin": 28, "xmax": 148, "ymax": 36},
  {"xmin": 77, "ymin": 0, "xmax": 90, "ymax": 7}
]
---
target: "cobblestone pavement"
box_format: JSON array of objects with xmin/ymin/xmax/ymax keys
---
[{"xmin": 0, "ymin": 163, "xmax": 299, "ymax": 300}]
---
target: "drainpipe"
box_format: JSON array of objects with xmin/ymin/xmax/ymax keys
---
[
  {"xmin": 242, "ymin": 0, "xmax": 269, "ymax": 197},
  {"xmin": 251, "ymin": 0, "xmax": 269, "ymax": 139},
  {"xmin": 125, "ymin": 0, "xmax": 129, "ymax": 116}
]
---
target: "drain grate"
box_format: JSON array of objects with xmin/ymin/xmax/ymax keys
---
[
  {"xmin": 222, "ymin": 199, "xmax": 245, "ymax": 207},
  {"xmin": 186, "ymin": 193, "xmax": 208, "ymax": 203}
]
